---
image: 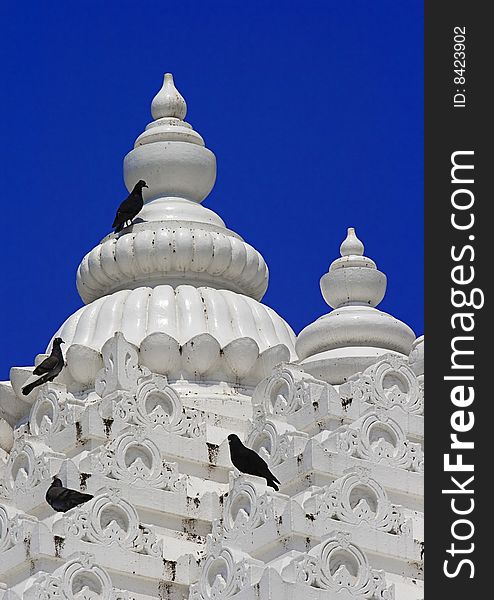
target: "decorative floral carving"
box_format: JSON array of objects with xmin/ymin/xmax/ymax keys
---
[
  {"xmin": 221, "ymin": 477, "xmax": 274, "ymax": 539},
  {"xmin": 190, "ymin": 544, "xmax": 253, "ymax": 600},
  {"xmin": 0, "ymin": 505, "xmax": 38, "ymax": 554},
  {"xmin": 340, "ymin": 355, "xmax": 423, "ymax": 415},
  {"xmin": 61, "ymin": 490, "xmax": 162, "ymax": 557},
  {"xmin": 24, "ymin": 553, "xmax": 128, "ymax": 600},
  {"xmin": 335, "ymin": 412, "xmax": 423, "ymax": 472},
  {"xmin": 0, "ymin": 439, "xmax": 53, "ymax": 499},
  {"xmin": 289, "ymin": 533, "xmax": 394, "ymax": 599},
  {"xmin": 114, "ymin": 373, "xmax": 204, "ymax": 437},
  {"xmin": 29, "ymin": 384, "xmax": 85, "ymax": 438},
  {"xmin": 0, "ymin": 504, "xmax": 13, "ymax": 553},
  {"xmin": 245, "ymin": 411, "xmax": 291, "ymax": 467},
  {"xmin": 91, "ymin": 427, "xmax": 186, "ymax": 492},
  {"xmin": 95, "ymin": 333, "xmax": 148, "ymax": 398},
  {"xmin": 303, "ymin": 469, "xmax": 409, "ymax": 534},
  {"xmin": 254, "ymin": 365, "xmax": 329, "ymax": 418}
]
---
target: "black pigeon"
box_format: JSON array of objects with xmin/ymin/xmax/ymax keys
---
[
  {"xmin": 227, "ymin": 434, "xmax": 281, "ymax": 491},
  {"xmin": 112, "ymin": 180, "xmax": 148, "ymax": 233},
  {"xmin": 22, "ymin": 337, "xmax": 65, "ymax": 396},
  {"xmin": 45, "ymin": 477, "xmax": 93, "ymax": 512}
]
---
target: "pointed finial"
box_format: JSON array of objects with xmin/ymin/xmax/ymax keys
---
[
  {"xmin": 340, "ymin": 227, "xmax": 364, "ymax": 257},
  {"xmin": 151, "ymin": 73, "xmax": 187, "ymax": 120}
]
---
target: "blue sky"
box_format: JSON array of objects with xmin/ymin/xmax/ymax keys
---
[{"xmin": 0, "ymin": 1, "xmax": 423, "ymax": 379}]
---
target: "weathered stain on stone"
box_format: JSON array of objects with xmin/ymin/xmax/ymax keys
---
[
  {"xmin": 103, "ymin": 418, "xmax": 114, "ymax": 437},
  {"xmin": 80, "ymin": 472, "xmax": 91, "ymax": 491},
  {"xmin": 24, "ymin": 534, "xmax": 36, "ymax": 575},
  {"xmin": 341, "ymin": 396, "xmax": 352, "ymax": 410},
  {"xmin": 207, "ymin": 442, "xmax": 219, "ymax": 465},
  {"xmin": 24, "ymin": 534, "xmax": 31, "ymax": 558},
  {"xmin": 75, "ymin": 421, "xmax": 87, "ymax": 446},
  {"xmin": 182, "ymin": 517, "xmax": 196, "ymax": 534},
  {"xmin": 54, "ymin": 535, "xmax": 65, "ymax": 558},
  {"xmin": 163, "ymin": 559, "xmax": 177, "ymax": 582},
  {"xmin": 305, "ymin": 513, "xmax": 315, "ymax": 521},
  {"xmin": 158, "ymin": 580, "xmax": 173, "ymax": 600}
]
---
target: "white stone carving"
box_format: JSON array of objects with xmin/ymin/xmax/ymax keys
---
[
  {"xmin": 334, "ymin": 412, "xmax": 424, "ymax": 472},
  {"xmin": 95, "ymin": 333, "xmax": 146, "ymax": 398},
  {"xmin": 0, "ymin": 586, "xmax": 21, "ymax": 600},
  {"xmin": 59, "ymin": 490, "xmax": 162, "ymax": 557},
  {"xmin": 303, "ymin": 469, "xmax": 409, "ymax": 534},
  {"xmin": 0, "ymin": 418, "xmax": 14, "ymax": 453},
  {"xmin": 245, "ymin": 411, "xmax": 294, "ymax": 468},
  {"xmin": 285, "ymin": 532, "xmax": 394, "ymax": 599},
  {"xmin": 0, "ymin": 439, "xmax": 53, "ymax": 499},
  {"xmin": 91, "ymin": 427, "xmax": 186, "ymax": 491},
  {"xmin": 340, "ymin": 355, "xmax": 423, "ymax": 415},
  {"xmin": 0, "ymin": 504, "xmax": 38, "ymax": 554},
  {"xmin": 190, "ymin": 540, "xmax": 262, "ymax": 600},
  {"xmin": 29, "ymin": 384, "xmax": 85, "ymax": 437},
  {"xmin": 115, "ymin": 373, "xmax": 204, "ymax": 437},
  {"xmin": 221, "ymin": 477, "xmax": 274, "ymax": 539},
  {"xmin": 24, "ymin": 553, "xmax": 128, "ymax": 600},
  {"xmin": 253, "ymin": 364, "xmax": 329, "ymax": 418}
]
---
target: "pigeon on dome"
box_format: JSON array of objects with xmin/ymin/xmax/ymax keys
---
[
  {"xmin": 227, "ymin": 434, "xmax": 281, "ymax": 491},
  {"xmin": 21, "ymin": 338, "xmax": 65, "ymax": 396},
  {"xmin": 112, "ymin": 179, "xmax": 148, "ymax": 233}
]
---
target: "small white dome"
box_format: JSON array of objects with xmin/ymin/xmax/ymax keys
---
[{"xmin": 296, "ymin": 228, "xmax": 416, "ymax": 384}]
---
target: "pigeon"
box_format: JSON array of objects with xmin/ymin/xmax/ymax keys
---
[
  {"xmin": 112, "ymin": 180, "xmax": 148, "ymax": 233},
  {"xmin": 227, "ymin": 434, "xmax": 281, "ymax": 491},
  {"xmin": 22, "ymin": 337, "xmax": 65, "ymax": 396},
  {"xmin": 45, "ymin": 476, "xmax": 93, "ymax": 512}
]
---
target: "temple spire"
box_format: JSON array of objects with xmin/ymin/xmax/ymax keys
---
[
  {"xmin": 151, "ymin": 73, "xmax": 187, "ymax": 120},
  {"xmin": 296, "ymin": 227, "xmax": 415, "ymax": 384}
]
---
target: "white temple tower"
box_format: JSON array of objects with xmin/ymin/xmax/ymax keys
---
[{"xmin": 0, "ymin": 75, "xmax": 423, "ymax": 600}]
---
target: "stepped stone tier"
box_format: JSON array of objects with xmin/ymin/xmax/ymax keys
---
[{"xmin": 0, "ymin": 74, "xmax": 423, "ymax": 600}]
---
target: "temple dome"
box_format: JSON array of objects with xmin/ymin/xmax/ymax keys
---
[
  {"xmin": 76, "ymin": 73, "xmax": 269, "ymax": 303},
  {"xmin": 49, "ymin": 285, "xmax": 296, "ymax": 385},
  {"xmin": 54, "ymin": 285, "xmax": 296, "ymax": 354},
  {"xmin": 296, "ymin": 228, "xmax": 416, "ymax": 384},
  {"xmin": 5, "ymin": 73, "xmax": 296, "ymax": 396}
]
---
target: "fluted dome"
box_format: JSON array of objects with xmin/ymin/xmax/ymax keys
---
[
  {"xmin": 77, "ymin": 222, "xmax": 268, "ymax": 304},
  {"xmin": 76, "ymin": 74, "xmax": 269, "ymax": 303},
  {"xmin": 296, "ymin": 228, "xmax": 416, "ymax": 384},
  {"xmin": 49, "ymin": 285, "xmax": 296, "ymax": 385},
  {"xmin": 54, "ymin": 285, "xmax": 296, "ymax": 354},
  {"xmin": 4, "ymin": 73, "xmax": 297, "ymax": 400}
]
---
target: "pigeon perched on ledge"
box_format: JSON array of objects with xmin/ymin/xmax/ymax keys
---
[
  {"xmin": 227, "ymin": 434, "xmax": 281, "ymax": 491},
  {"xmin": 45, "ymin": 477, "xmax": 93, "ymax": 512},
  {"xmin": 112, "ymin": 180, "xmax": 148, "ymax": 233},
  {"xmin": 22, "ymin": 337, "xmax": 65, "ymax": 396}
]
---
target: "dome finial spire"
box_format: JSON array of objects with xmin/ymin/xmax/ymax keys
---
[
  {"xmin": 151, "ymin": 72, "xmax": 187, "ymax": 120},
  {"xmin": 340, "ymin": 227, "xmax": 364, "ymax": 257}
]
